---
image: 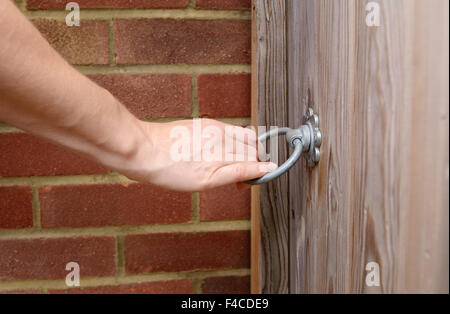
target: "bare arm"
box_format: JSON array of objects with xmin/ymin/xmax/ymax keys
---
[{"xmin": 0, "ymin": 1, "xmax": 276, "ymax": 191}]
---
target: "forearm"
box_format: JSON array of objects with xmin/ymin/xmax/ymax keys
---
[
  {"xmin": 0, "ymin": 1, "xmax": 275, "ymax": 191},
  {"xmin": 0, "ymin": 0, "xmax": 147, "ymax": 171}
]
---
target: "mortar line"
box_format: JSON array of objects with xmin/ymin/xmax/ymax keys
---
[
  {"xmin": 0, "ymin": 268, "xmax": 250, "ymax": 292},
  {"xmin": 141, "ymin": 117, "xmax": 191, "ymax": 123},
  {"xmin": 0, "ymin": 173, "xmax": 131, "ymax": 187},
  {"xmin": 193, "ymin": 278, "xmax": 203, "ymax": 294},
  {"xmin": 199, "ymin": 277, "xmax": 208, "ymax": 294},
  {"xmin": 187, "ymin": 0, "xmax": 197, "ymax": 9},
  {"xmin": 191, "ymin": 192, "xmax": 200, "ymax": 223},
  {"xmin": 24, "ymin": 9, "xmax": 251, "ymax": 20},
  {"xmin": 191, "ymin": 74, "xmax": 199, "ymax": 118},
  {"xmin": 0, "ymin": 125, "xmax": 23, "ymax": 133},
  {"xmin": 31, "ymin": 186, "xmax": 41, "ymax": 229},
  {"xmin": 76, "ymin": 64, "xmax": 251, "ymax": 75},
  {"xmin": 16, "ymin": 0, "xmax": 26, "ymax": 12},
  {"xmin": 0, "ymin": 220, "xmax": 251, "ymax": 239},
  {"xmin": 116, "ymin": 235, "xmax": 125, "ymax": 276},
  {"xmin": 217, "ymin": 117, "xmax": 252, "ymax": 126},
  {"xmin": 108, "ymin": 20, "xmax": 116, "ymax": 66}
]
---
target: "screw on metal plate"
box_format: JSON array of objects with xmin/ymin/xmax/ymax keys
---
[{"xmin": 246, "ymin": 108, "xmax": 322, "ymax": 185}]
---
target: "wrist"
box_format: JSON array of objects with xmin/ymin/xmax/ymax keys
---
[
  {"xmin": 111, "ymin": 119, "xmax": 156, "ymax": 181},
  {"xmin": 91, "ymin": 93, "xmax": 153, "ymax": 176}
]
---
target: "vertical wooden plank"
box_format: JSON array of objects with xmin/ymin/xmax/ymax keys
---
[
  {"xmin": 252, "ymin": 0, "xmax": 289, "ymax": 294},
  {"xmin": 284, "ymin": 0, "xmax": 449, "ymax": 293},
  {"xmin": 349, "ymin": 0, "xmax": 406, "ymax": 293},
  {"xmin": 287, "ymin": 0, "xmax": 356, "ymax": 293},
  {"xmin": 396, "ymin": 0, "xmax": 449, "ymax": 293},
  {"xmin": 250, "ymin": 0, "xmax": 260, "ymax": 294}
]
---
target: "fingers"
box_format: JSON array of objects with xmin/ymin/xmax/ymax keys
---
[
  {"xmin": 224, "ymin": 150, "xmax": 258, "ymax": 162},
  {"xmin": 223, "ymin": 143, "xmax": 258, "ymax": 162},
  {"xmin": 223, "ymin": 126, "xmax": 267, "ymax": 162},
  {"xmin": 200, "ymin": 122, "xmax": 258, "ymax": 161},
  {"xmin": 196, "ymin": 120, "xmax": 264, "ymax": 162},
  {"xmin": 225, "ymin": 126, "xmax": 258, "ymax": 148},
  {"xmin": 224, "ymin": 127, "xmax": 260, "ymax": 161},
  {"xmin": 210, "ymin": 162, "xmax": 278, "ymax": 187}
]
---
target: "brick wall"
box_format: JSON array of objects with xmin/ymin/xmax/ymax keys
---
[{"xmin": 0, "ymin": 0, "xmax": 252, "ymax": 294}]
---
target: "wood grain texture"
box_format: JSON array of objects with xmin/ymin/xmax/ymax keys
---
[
  {"xmin": 395, "ymin": 0, "xmax": 449, "ymax": 293},
  {"xmin": 250, "ymin": 1, "xmax": 260, "ymax": 293},
  {"xmin": 253, "ymin": 0, "xmax": 448, "ymax": 293},
  {"xmin": 252, "ymin": 0, "xmax": 289, "ymax": 294}
]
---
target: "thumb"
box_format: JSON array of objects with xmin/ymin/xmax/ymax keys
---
[{"xmin": 211, "ymin": 162, "xmax": 278, "ymax": 186}]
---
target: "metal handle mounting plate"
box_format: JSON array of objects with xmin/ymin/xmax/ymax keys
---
[{"xmin": 246, "ymin": 108, "xmax": 322, "ymax": 185}]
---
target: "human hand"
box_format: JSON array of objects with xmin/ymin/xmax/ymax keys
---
[{"xmin": 122, "ymin": 119, "xmax": 277, "ymax": 192}]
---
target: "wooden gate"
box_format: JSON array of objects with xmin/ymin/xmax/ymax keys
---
[{"xmin": 251, "ymin": 0, "xmax": 449, "ymax": 294}]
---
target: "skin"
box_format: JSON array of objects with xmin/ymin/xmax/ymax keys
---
[{"xmin": 0, "ymin": 0, "xmax": 277, "ymax": 192}]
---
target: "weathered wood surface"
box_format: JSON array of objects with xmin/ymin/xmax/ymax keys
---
[
  {"xmin": 252, "ymin": 0, "xmax": 289, "ymax": 293},
  {"xmin": 252, "ymin": 0, "xmax": 449, "ymax": 293}
]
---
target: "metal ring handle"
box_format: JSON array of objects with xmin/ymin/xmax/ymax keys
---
[
  {"xmin": 245, "ymin": 108, "xmax": 322, "ymax": 185},
  {"xmin": 246, "ymin": 133, "xmax": 304, "ymax": 185}
]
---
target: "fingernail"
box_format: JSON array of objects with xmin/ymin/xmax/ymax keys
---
[
  {"xmin": 267, "ymin": 163, "xmax": 278, "ymax": 171},
  {"xmin": 260, "ymin": 163, "xmax": 278, "ymax": 173}
]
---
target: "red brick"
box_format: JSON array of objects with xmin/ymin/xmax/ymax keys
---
[
  {"xmin": 49, "ymin": 279, "xmax": 193, "ymax": 294},
  {"xmin": 200, "ymin": 184, "xmax": 250, "ymax": 221},
  {"xmin": 196, "ymin": 0, "xmax": 251, "ymax": 10},
  {"xmin": 198, "ymin": 73, "xmax": 251, "ymax": 118},
  {"xmin": 27, "ymin": 0, "xmax": 189, "ymax": 9},
  {"xmin": 39, "ymin": 183, "xmax": 192, "ymax": 228},
  {"xmin": 0, "ymin": 133, "xmax": 107, "ymax": 177},
  {"xmin": 0, "ymin": 236, "xmax": 116, "ymax": 280},
  {"xmin": 125, "ymin": 231, "xmax": 250, "ymax": 274},
  {"xmin": 89, "ymin": 74, "xmax": 191, "ymax": 119},
  {"xmin": 0, "ymin": 186, "xmax": 33, "ymax": 229},
  {"xmin": 33, "ymin": 19, "xmax": 109, "ymax": 65},
  {"xmin": 114, "ymin": 19, "xmax": 251, "ymax": 65},
  {"xmin": 202, "ymin": 275, "xmax": 250, "ymax": 294}
]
